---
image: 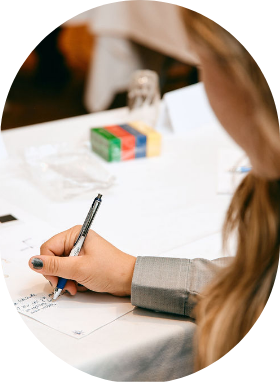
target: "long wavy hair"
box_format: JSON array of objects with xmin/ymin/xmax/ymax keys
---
[{"xmin": 181, "ymin": 9, "xmax": 280, "ymax": 370}]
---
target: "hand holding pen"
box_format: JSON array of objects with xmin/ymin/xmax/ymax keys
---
[
  {"xmin": 52, "ymin": 193, "xmax": 102, "ymax": 300},
  {"xmin": 29, "ymin": 195, "xmax": 136, "ymax": 298}
]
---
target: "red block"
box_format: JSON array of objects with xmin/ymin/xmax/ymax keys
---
[{"xmin": 104, "ymin": 125, "xmax": 135, "ymax": 160}]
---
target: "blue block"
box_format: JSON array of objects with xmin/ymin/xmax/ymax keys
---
[{"xmin": 119, "ymin": 124, "xmax": 147, "ymax": 158}]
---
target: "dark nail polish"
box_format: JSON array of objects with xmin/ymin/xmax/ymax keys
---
[{"xmin": 31, "ymin": 258, "xmax": 43, "ymax": 270}]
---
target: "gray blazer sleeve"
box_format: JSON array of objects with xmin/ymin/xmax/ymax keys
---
[{"xmin": 131, "ymin": 256, "xmax": 231, "ymax": 318}]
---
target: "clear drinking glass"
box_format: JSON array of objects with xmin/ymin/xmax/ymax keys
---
[{"xmin": 127, "ymin": 70, "xmax": 160, "ymax": 127}]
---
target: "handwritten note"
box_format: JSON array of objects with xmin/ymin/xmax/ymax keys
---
[
  {"xmin": 14, "ymin": 293, "xmax": 57, "ymax": 315},
  {"xmin": 0, "ymin": 207, "xmax": 134, "ymax": 339},
  {"xmin": 2, "ymin": 243, "xmax": 134, "ymax": 338}
]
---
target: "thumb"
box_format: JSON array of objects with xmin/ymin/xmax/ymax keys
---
[{"xmin": 29, "ymin": 255, "xmax": 81, "ymax": 280}]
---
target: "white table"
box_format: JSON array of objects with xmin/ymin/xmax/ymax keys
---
[{"xmin": 0, "ymin": 107, "xmax": 237, "ymax": 381}]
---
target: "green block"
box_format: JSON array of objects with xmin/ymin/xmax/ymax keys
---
[{"xmin": 90, "ymin": 128, "xmax": 121, "ymax": 162}]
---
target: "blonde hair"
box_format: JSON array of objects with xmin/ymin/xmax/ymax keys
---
[{"xmin": 181, "ymin": 9, "xmax": 280, "ymax": 370}]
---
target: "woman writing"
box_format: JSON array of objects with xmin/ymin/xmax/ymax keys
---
[{"xmin": 29, "ymin": 9, "xmax": 280, "ymax": 370}]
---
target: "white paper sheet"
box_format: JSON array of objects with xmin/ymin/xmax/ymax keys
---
[
  {"xmin": 0, "ymin": 199, "xmax": 55, "ymax": 246},
  {"xmin": 0, "ymin": 201, "xmax": 134, "ymax": 339},
  {"xmin": 4, "ymin": 264, "xmax": 133, "ymax": 339},
  {"xmin": 162, "ymin": 82, "xmax": 219, "ymax": 134}
]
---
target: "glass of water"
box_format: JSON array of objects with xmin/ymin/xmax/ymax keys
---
[{"xmin": 127, "ymin": 70, "xmax": 160, "ymax": 127}]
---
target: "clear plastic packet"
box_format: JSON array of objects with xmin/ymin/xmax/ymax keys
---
[{"xmin": 23, "ymin": 142, "xmax": 116, "ymax": 200}]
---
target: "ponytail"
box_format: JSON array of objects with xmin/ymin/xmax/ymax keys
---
[{"xmin": 195, "ymin": 174, "xmax": 280, "ymax": 370}]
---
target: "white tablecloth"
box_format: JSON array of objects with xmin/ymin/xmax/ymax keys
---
[{"xmin": 0, "ymin": 107, "xmax": 237, "ymax": 381}]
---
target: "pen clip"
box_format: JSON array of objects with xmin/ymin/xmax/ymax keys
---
[
  {"xmin": 74, "ymin": 212, "xmax": 92, "ymax": 246},
  {"xmin": 73, "ymin": 195, "xmax": 102, "ymax": 247}
]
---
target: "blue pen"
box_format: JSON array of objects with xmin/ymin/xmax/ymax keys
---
[
  {"xmin": 229, "ymin": 166, "xmax": 252, "ymax": 173},
  {"xmin": 52, "ymin": 194, "xmax": 102, "ymax": 300}
]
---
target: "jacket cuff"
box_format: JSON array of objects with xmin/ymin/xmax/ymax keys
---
[
  {"xmin": 131, "ymin": 256, "xmax": 230, "ymax": 317},
  {"xmin": 131, "ymin": 256, "xmax": 191, "ymax": 316}
]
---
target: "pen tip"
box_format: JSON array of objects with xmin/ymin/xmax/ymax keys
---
[{"xmin": 53, "ymin": 287, "xmax": 62, "ymax": 300}]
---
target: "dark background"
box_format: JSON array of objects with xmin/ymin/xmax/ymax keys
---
[{"xmin": 1, "ymin": 25, "xmax": 198, "ymax": 131}]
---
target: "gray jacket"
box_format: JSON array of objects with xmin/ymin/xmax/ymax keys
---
[{"xmin": 131, "ymin": 256, "xmax": 231, "ymax": 318}]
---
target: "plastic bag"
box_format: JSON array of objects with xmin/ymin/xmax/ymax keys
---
[{"xmin": 23, "ymin": 142, "xmax": 116, "ymax": 200}]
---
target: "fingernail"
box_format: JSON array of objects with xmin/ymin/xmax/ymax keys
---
[
  {"xmin": 65, "ymin": 290, "xmax": 71, "ymax": 295},
  {"xmin": 31, "ymin": 258, "xmax": 43, "ymax": 270}
]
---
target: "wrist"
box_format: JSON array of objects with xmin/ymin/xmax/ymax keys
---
[
  {"xmin": 112, "ymin": 253, "xmax": 136, "ymax": 296},
  {"xmin": 122, "ymin": 254, "xmax": 136, "ymax": 296}
]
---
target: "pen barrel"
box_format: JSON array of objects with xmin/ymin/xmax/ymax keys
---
[
  {"xmin": 56, "ymin": 236, "xmax": 85, "ymax": 292},
  {"xmin": 53, "ymin": 194, "xmax": 102, "ymax": 299},
  {"xmin": 69, "ymin": 236, "xmax": 85, "ymax": 257},
  {"xmin": 74, "ymin": 196, "xmax": 102, "ymax": 245},
  {"xmin": 81, "ymin": 199, "xmax": 101, "ymax": 237}
]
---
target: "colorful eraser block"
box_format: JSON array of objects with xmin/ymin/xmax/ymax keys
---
[
  {"xmin": 118, "ymin": 124, "xmax": 146, "ymax": 158},
  {"xmin": 104, "ymin": 125, "xmax": 135, "ymax": 160},
  {"xmin": 90, "ymin": 127, "xmax": 121, "ymax": 162},
  {"xmin": 129, "ymin": 121, "xmax": 161, "ymax": 157}
]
